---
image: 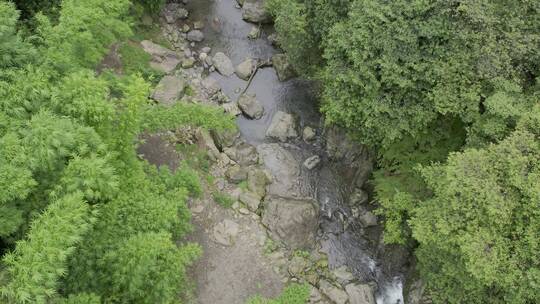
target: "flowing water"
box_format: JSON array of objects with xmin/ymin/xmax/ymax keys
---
[{"xmin": 185, "ymin": 1, "xmax": 404, "ymax": 302}]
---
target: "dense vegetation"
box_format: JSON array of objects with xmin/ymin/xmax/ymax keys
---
[
  {"xmin": 269, "ymin": 0, "xmax": 540, "ymax": 302},
  {"xmin": 0, "ymin": 0, "xmax": 235, "ymax": 303}
]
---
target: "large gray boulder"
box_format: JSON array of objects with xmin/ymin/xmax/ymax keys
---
[
  {"xmin": 238, "ymin": 94, "xmax": 264, "ymax": 119},
  {"xmin": 162, "ymin": 3, "xmax": 188, "ymax": 23},
  {"xmin": 151, "ymin": 75, "xmax": 185, "ymax": 105},
  {"xmin": 235, "ymin": 58, "xmax": 257, "ymax": 80},
  {"xmin": 266, "ymin": 111, "xmax": 298, "ymax": 142},
  {"xmin": 319, "ymin": 280, "xmax": 349, "ymax": 304},
  {"xmin": 212, "ymin": 52, "xmax": 235, "ymax": 76},
  {"xmin": 242, "ymin": 0, "xmax": 272, "ymax": 23},
  {"xmin": 345, "ymin": 283, "xmax": 376, "ymax": 304},
  {"xmin": 140, "ymin": 40, "xmax": 180, "ymax": 73},
  {"xmin": 187, "ymin": 30, "xmax": 205, "ymax": 42},
  {"xmin": 272, "ymin": 54, "xmax": 296, "ymax": 81},
  {"xmin": 257, "ymin": 144, "xmax": 301, "ymax": 196},
  {"xmin": 247, "ymin": 168, "xmax": 270, "ymax": 198},
  {"xmin": 262, "ymin": 196, "xmax": 318, "ymax": 249}
]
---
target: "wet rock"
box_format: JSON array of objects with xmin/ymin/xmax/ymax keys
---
[
  {"xmin": 187, "ymin": 30, "xmax": 205, "ymax": 42},
  {"xmin": 319, "ymin": 280, "xmax": 349, "ymax": 304},
  {"xmin": 345, "ymin": 283, "xmax": 376, "ymax": 304},
  {"xmin": 332, "ymin": 266, "xmax": 355, "ymax": 285},
  {"xmin": 225, "ymin": 165, "xmax": 247, "ymax": 183},
  {"xmin": 151, "ymin": 75, "xmax": 185, "ymax": 106},
  {"xmin": 268, "ymin": 33, "xmax": 279, "ymax": 46},
  {"xmin": 266, "ymin": 111, "xmax": 298, "ymax": 142},
  {"xmin": 238, "ymin": 94, "xmax": 264, "ymax": 119},
  {"xmin": 248, "ymin": 26, "xmax": 261, "ymax": 39},
  {"xmin": 359, "ymin": 210, "xmax": 377, "ymax": 227},
  {"xmin": 309, "ymin": 286, "xmax": 329, "ymax": 304},
  {"xmin": 303, "ymin": 155, "xmax": 321, "ymax": 170},
  {"xmin": 212, "ymin": 219, "xmax": 240, "ymax": 246},
  {"xmin": 140, "ymin": 40, "xmax": 181, "ymax": 73},
  {"xmin": 239, "ymin": 191, "xmax": 261, "ymax": 212},
  {"xmin": 201, "ymin": 46, "xmax": 212, "ymax": 54},
  {"xmin": 325, "ymin": 125, "xmax": 373, "ymax": 187},
  {"xmin": 303, "ymin": 126, "xmax": 316, "ymax": 142},
  {"xmin": 247, "ymin": 168, "xmax": 269, "ymax": 198},
  {"xmin": 257, "ymin": 143, "xmax": 301, "ymax": 196},
  {"xmin": 235, "ymin": 58, "xmax": 257, "ymax": 80},
  {"xmin": 242, "ymin": 0, "xmax": 272, "ymax": 23},
  {"xmin": 272, "ymin": 54, "xmax": 296, "ymax": 81},
  {"xmin": 181, "ymin": 24, "xmax": 190, "ymax": 33},
  {"xmin": 212, "ymin": 52, "xmax": 235, "ymax": 76},
  {"xmin": 262, "ymin": 196, "xmax": 318, "ymax": 249}
]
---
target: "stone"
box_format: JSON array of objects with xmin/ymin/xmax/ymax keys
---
[
  {"xmin": 266, "ymin": 111, "xmax": 298, "ymax": 142},
  {"xmin": 239, "ymin": 191, "xmax": 261, "ymax": 212},
  {"xmin": 303, "ymin": 126, "xmax": 316, "ymax": 142},
  {"xmin": 187, "ymin": 30, "xmax": 205, "ymax": 42},
  {"xmin": 262, "ymin": 196, "xmax": 318, "ymax": 249},
  {"xmin": 234, "ymin": 143, "xmax": 259, "ymax": 166},
  {"xmin": 268, "ymin": 33, "xmax": 279, "ymax": 46},
  {"xmin": 288, "ymin": 256, "xmax": 309, "ymax": 277},
  {"xmin": 350, "ymin": 189, "xmax": 369, "ymax": 206},
  {"xmin": 225, "ymin": 165, "xmax": 247, "ymax": 183},
  {"xmin": 303, "ymin": 155, "xmax": 321, "ymax": 170},
  {"xmin": 163, "ymin": 4, "xmax": 188, "ymax": 23},
  {"xmin": 202, "ymin": 46, "xmax": 212, "ymax": 53},
  {"xmin": 247, "ymin": 168, "xmax": 269, "ymax": 198},
  {"xmin": 319, "ymin": 280, "xmax": 349, "ymax": 304},
  {"xmin": 195, "ymin": 129, "xmax": 220, "ymax": 160},
  {"xmin": 235, "ymin": 58, "xmax": 257, "ymax": 80},
  {"xmin": 248, "ymin": 26, "xmax": 261, "ymax": 39},
  {"xmin": 182, "ymin": 57, "xmax": 195, "ymax": 68},
  {"xmin": 140, "ymin": 40, "xmax": 181, "ymax": 73},
  {"xmin": 359, "ymin": 210, "xmax": 377, "ymax": 227},
  {"xmin": 332, "ymin": 266, "xmax": 355, "ymax": 285},
  {"xmin": 151, "ymin": 75, "xmax": 185, "ymax": 106},
  {"xmin": 202, "ymin": 77, "xmax": 221, "ymax": 96},
  {"xmin": 272, "ymin": 54, "xmax": 296, "ymax": 81},
  {"xmin": 406, "ymin": 278, "xmax": 426, "ymax": 304},
  {"xmin": 212, "ymin": 219, "xmax": 240, "ymax": 246},
  {"xmin": 181, "ymin": 24, "xmax": 190, "ymax": 33},
  {"xmin": 345, "ymin": 283, "xmax": 376, "ymax": 304},
  {"xmin": 212, "ymin": 52, "xmax": 235, "ymax": 76},
  {"xmin": 242, "ymin": 0, "xmax": 272, "ymax": 23},
  {"xmin": 238, "ymin": 94, "xmax": 264, "ymax": 119},
  {"xmin": 211, "ymin": 129, "xmax": 240, "ymax": 150},
  {"xmin": 222, "ymin": 102, "xmax": 242, "ymax": 116},
  {"xmin": 257, "ymin": 143, "xmax": 301, "ymax": 196},
  {"xmin": 193, "ymin": 21, "xmax": 205, "ymax": 29}
]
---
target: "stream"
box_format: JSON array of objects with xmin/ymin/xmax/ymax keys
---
[{"xmin": 184, "ymin": 0, "xmax": 404, "ymax": 303}]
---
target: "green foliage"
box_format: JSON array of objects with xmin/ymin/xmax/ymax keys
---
[
  {"xmin": 213, "ymin": 192, "xmax": 235, "ymax": 209},
  {"xmin": 57, "ymin": 293, "xmax": 101, "ymax": 304},
  {"xmin": 246, "ymin": 283, "xmax": 311, "ymax": 304},
  {"xmin": 0, "ymin": 193, "xmax": 94, "ymax": 303},
  {"xmin": 0, "ymin": 2, "xmax": 36, "ymax": 69},
  {"xmin": 118, "ymin": 41, "xmax": 164, "ymax": 82}
]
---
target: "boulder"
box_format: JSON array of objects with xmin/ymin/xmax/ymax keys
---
[
  {"xmin": 266, "ymin": 111, "xmax": 297, "ymax": 142},
  {"xmin": 212, "ymin": 52, "xmax": 235, "ymax": 76},
  {"xmin": 239, "ymin": 191, "xmax": 261, "ymax": 212},
  {"xmin": 151, "ymin": 75, "xmax": 185, "ymax": 106},
  {"xmin": 212, "ymin": 219, "xmax": 240, "ymax": 246},
  {"xmin": 272, "ymin": 54, "xmax": 296, "ymax": 81},
  {"xmin": 234, "ymin": 143, "xmax": 259, "ymax": 166},
  {"xmin": 262, "ymin": 196, "xmax": 318, "ymax": 249},
  {"xmin": 211, "ymin": 128, "xmax": 240, "ymax": 150},
  {"xmin": 235, "ymin": 58, "xmax": 257, "ymax": 80},
  {"xmin": 225, "ymin": 165, "xmax": 247, "ymax": 183},
  {"xmin": 257, "ymin": 143, "xmax": 301, "ymax": 196},
  {"xmin": 405, "ymin": 278, "xmax": 426, "ymax": 304},
  {"xmin": 195, "ymin": 129, "xmax": 220, "ymax": 161},
  {"xmin": 303, "ymin": 126, "xmax": 316, "ymax": 142},
  {"xmin": 350, "ymin": 188, "xmax": 369, "ymax": 205},
  {"xmin": 181, "ymin": 57, "xmax": 195, "ymax": 68},
  {"xmin": 193, "ymin": 21, "xmax": 205, "ymax": 29},
  {"xmin": 319, "ymin": 280, "xmax": 349, "ymax": 304},
  {"xmin": 359, "ymin": 210, "xmax": 377, "ymax": 227},
  {"xmin": 202, "ymin": 77, "xmax": 221, "ymax": 96},
  {"xmin": 187, "ymin": 30, "xmax": 205, "ymax": 42},
  {"xmin": 247, "ymin": 168, "xmax": 269, "ymax": 198},
  {"xmin": 303, "ymin": 155, "xmax": 321, "ymax": 170},
  {"xmin": 248, "ymin": 26, "xmax": 261, "ymax": 39},
  {"xmin": 140, "ymin": 40, "xmax": 180, "ymax": 73},
  {"xmin": 242, "ymin": 0, "xmax": 272, "ymax": 23},
  {"xmin": 288, "ymin": 256, "xmax": 309, "ymax": 277},
  {"xmin": 345, "ymin": 283, "xmax": 376, "ymax": 304},
  {"xmin": 238, "ymin": 94, "xmax": 264, "ymax": 119},
  {"xmin": 222, "ymin": 102, "xmax": 242, "ymax": 116}
]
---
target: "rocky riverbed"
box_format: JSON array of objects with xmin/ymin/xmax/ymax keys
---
[{"xmin": 136, "ymin": 1, "xmax": 417, "ymax": 303}]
